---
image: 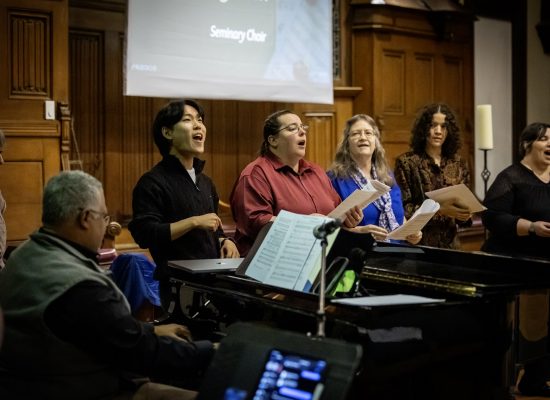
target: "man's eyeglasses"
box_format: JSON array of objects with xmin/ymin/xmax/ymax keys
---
[
  {"xmin": 83, "ymin": 209, "xmax": 110, "ymax": 224},
  {"xmin": 277, "ymin": 123, "xmax": 309, "ymax": 134}
]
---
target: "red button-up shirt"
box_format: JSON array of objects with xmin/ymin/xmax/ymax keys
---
[{"xmin": 230, "ymin": 152, "xmax": 341, "ymax": 255}]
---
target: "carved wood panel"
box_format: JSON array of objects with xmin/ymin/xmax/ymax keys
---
[
  {"xmin": 412, "ymin": 54, "xmax": 435, "ymax": 112},
  {"xmin": 380, "ymin": 50, "xmax": 405, "ymax": 115},
  {"xmin": 352, "ymin": 17, "xmax": 474, "ymax": 173},
  {"xmin": 1, "ymin": 0, "xmax": 68, "ymax": 120},
  {"xmin": 120, "ymin": 96, "xmax": 162, "ymax": 217},
  {"xmin": 8, "ymin": 10, "xmax": 51, "ymax": 98},
  {"xmin": 304, "ymin": 112, "xmax": 336, "ymax": 169},
  {"xmin": 69, "ymin": 30, "xmax": 104, "ymax": 177},
  {"xmin": 0, "ymin": 135, "xmax": 60, "ymax": 241},
  {"xmin": 1, "ymin": 0, "xmax": 69, "ymax": 243}
]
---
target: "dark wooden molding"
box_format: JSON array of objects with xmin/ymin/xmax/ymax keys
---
[
  {"xmin": 0, "ymin": 121, "xmax": 59, "ymax": 137},
  {"xmin": 350, "ymin": 1, "xmax": 473, "ymax": 42},
  {"xmin": 69, "ymin": 0, "xmax": 125, "ymax": 13},
  {"xmin": 334, "ymin": 86, "xmax": 363, "ymax": 97}
]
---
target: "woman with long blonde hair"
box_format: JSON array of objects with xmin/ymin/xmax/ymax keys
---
[{"xmin": 328, "ymin": 114, "xmax": 421, "ymax": 244}]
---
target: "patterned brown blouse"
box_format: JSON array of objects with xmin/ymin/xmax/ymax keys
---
[{"xmin": 394, "ymin": 151, "xmax": 471, "ymax": 249}]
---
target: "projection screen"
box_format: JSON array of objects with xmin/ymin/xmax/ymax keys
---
[{"xmin": 125, "ymin": 0, "xmax": 333, "ymax": 104}]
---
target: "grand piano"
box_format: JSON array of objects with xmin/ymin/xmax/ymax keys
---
[{"xmin": 167, "ymin": 236, "xmax": 550, "ymax": 400}]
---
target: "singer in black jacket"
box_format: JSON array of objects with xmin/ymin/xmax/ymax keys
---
[{"xmin": 129, "ymin": 99, "xmax": 240, "ymax": 308}]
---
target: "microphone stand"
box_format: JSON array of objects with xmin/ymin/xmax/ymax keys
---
[
  {"xmin": 313, "ymin": 219, "xmax": 341, "ymax": 338},
  {"xmin": 316, "ymin": 231, "xmax": 328, "ymax": 338}
]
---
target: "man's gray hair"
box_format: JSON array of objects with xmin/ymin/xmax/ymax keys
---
[{"xmin": 42, "ymin": 170, "xmax": 103, "ymax": 226}]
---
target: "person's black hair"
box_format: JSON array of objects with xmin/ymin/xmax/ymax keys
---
[
  {"xmin": 410, "ymin": 103, "xmax": 462, "ymax": 158},
  {"xmin": 259, "ymin": 110, "xmax": 295, "ymax": 155},
  {"xmin": 152, "ymin": 99, "xmax": 205, "ymax": 157},
  {"xmin": 518, "ymin": 122, "xmax": 550, "ymax": 159}
]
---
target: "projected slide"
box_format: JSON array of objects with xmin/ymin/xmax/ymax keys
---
[{"xmin": 125, "ymin": 0, "xmax": 333, "ymax": 104}]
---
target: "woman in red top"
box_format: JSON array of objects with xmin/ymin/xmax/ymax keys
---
[{"xmin": 230, "ymin": 110, "xmax": 362, "ymax": 255}]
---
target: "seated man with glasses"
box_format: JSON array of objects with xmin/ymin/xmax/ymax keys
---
[
  {"xmin": 0, "ymin": 170, "xmax": 213, "ymax": 399},
  {"xmin": 230, "ymin": 110, "xmax": 363, "ymax": 256}
]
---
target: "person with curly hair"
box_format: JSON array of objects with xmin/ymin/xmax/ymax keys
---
[
  {"xmin": 328, "ymin": 114, "xmax": 422, "ymax": 244},
  {"xmin": 394, "ymin": 103, "xmax": 472, "ymax": 248}
]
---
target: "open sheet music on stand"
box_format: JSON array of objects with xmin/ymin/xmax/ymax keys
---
[
  {"xmin": 240, "ymin": 180, "xmax": 391, "ymax": 292},
  {"xmin": 425, "ymin": 183, "xmax": 486, "ymax": 213},
  {"xmin": 328, "ymin": 180, "xmax": 390, "ymax": 220},
  {"xmin": 387, "ymin": 199, "xmax": 440, "ymax": 240},
  {"xmin": 241, "ymin": 210, "xmax": 338, "ymax": 292}
]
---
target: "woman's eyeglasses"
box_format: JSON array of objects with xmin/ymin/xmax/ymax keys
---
[
  {"xmin": 349, "ymin": 129, "xmax": 375, "ymax": 139},
  {"xmin": 277, "ymin": 123, "xmax": 309, "ymax": 134}
]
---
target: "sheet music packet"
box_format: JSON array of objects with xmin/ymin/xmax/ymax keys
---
[
  {"xmin": 243, "ymin": 210, "xmax": 338, "ymax": 292},
  {"xmin": 328, "ymin": 180, "xmax": 391, "ymax": 220},
  {"xmin": 243, "ymin": 183, "xmax": 391, "ymax": 292},
  {"xmin": 425, "ymin": 183, "xmax": 486, "ymax": 213},
  {"xmin": 387, "ymin": 199, "xmax": 440, "ymax": 240}
]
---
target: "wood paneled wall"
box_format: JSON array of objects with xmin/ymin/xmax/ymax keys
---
[
  {"xmin": 349, "ymin": 4, "xmax": 475, "ymax": 173},
  {"xmin": 0, "ymin": 0, "xmax": 475, "ymax": 245},
  {"xmin": 67, "ymin": 1, "xmax": 358, "ymax": 224},
  {"xmin": 0, "ymin": 0, "xmax": 68, "ymax": 242}
]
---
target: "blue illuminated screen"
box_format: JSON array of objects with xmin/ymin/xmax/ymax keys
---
[{"xmin": 224, "ymin": 349, "xmax": 327, "ymax": 400}]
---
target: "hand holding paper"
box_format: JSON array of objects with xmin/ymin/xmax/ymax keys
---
[
  {"xmin": 387, "ymin": 199, "xmax": 440, "ymax": 240},
  {"xmin": 425, "ymin": 184, "xmax": 486, "ymax": 214},
  {"xmin": 328, "ymin": 180, "xmax": 390, "ymax": 220}
]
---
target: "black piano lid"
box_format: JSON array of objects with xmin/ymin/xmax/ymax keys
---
[{"xmin": 361, "ymin": 242, "xmax": 550, "ymax": 297}]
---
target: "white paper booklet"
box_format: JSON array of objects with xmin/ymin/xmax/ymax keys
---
[
  {"xmin": 244, "ymin": 210, "xmax": 338, "ymax": 292},
  {"xmin": 387, "ymin": 199, "xmax": 440, "ymax": 240},
  {"xmin": 425, "ymin": 183, "xmax": 486, "ymax": 213},
  {"xmin": 328, "ymin": 180, "xmax": 391, "ymax": 220}
]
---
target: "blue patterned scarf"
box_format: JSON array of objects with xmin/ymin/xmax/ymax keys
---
[{"xmin": 351, "ymin": 166, "xmax": 399, "ymax": 232}]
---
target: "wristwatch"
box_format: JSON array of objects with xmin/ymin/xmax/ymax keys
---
[{"xmin": 528, "ymin": 222, "xmax": 536, "ymax": 236}]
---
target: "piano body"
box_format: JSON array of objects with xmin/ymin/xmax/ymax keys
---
[{"xmin": 167, "ymin": 242, "xmax": 550, "ymax": 400}]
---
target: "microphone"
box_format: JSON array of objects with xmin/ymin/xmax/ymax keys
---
[{"xmin": 313, "ymin": 218, "xmax": 343, "ymax": 239}]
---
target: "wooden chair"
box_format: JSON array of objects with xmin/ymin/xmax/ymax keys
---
[{"xmin": 98, "ymin": 221, "xmax": 122, "ymax": 269}]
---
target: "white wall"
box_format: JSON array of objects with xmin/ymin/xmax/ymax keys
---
[
  {"xmin": 474, "ymin": 17, "xmax": 512, "ymax": 199},
  {"xmin": 527, "ymin": 0, "xmax": 550, "ymax": 124}
]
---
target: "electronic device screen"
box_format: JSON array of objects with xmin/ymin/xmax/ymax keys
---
[{"xmin": 223, "ymin": 349, "xmax": 327, "ymax": 400}]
